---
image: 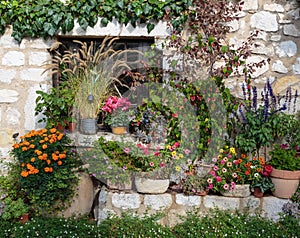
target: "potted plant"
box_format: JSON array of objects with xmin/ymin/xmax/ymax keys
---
[
  {"xmin": 182, "ymin": 174, "xmax": 209, "ymax": 196},
  {"xmin": 102, "ymin": 96, "xmax": 132, "ymax": 135},
  {"xmin": 1, "ymin": 197, "xmax": 29, "ymax": 223},
  {"xmin": 269, "ymin": 143, "xmax": 300, "ymax": 199},
  {"xmin": 249, "ymin": 164, "xmax": 274, "ymax": 198},
  {"xmin": 9, "ymin": 128, "xmax": 83, "ymax": 215},
  {"xmin": 35, "ymin": 81, "xmax": 74, "ymax": 131},
  {"xmin": 206, "ymin": 146, "xmax": 261, "ymax": 197}
]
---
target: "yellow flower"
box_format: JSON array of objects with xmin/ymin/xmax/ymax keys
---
[
  {"xmin": 205, "ymin": 118, "xmax": 209, "ymax": 122},
  {"xmin": 219, "ymin": 149, "xmax": 224, "ymax": 153},
  {"xmin": 175, "ymin": 166, "xmax": 181, "ymax": 172},
  {"xmin": 166, "ymin": 145, "xmax": 171, "ymax": 150},
  {"xmin": 178, "ymin": 153, "xmax": 184, "ymax": 158},
  {"xmin": 171, "ymin": 151, "xmax": 177, "ymax": 157},
  {"xmin": 229, "ymin": 147, "xmax": 236, "ymax": 155}
]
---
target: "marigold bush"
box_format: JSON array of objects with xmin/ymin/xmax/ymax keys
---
[{"xmin": 10, "ymin": 128, "xmax": 83, "ymax": 214}]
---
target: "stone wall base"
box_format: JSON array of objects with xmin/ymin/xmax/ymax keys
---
[{"xmin": 96, "ymin": 187, "xmax": 288, "ymax": 227}]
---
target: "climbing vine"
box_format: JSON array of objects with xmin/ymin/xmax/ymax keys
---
[{"xmin": 0, "ymin": 0, "xmax": 192, "ymax": 42}]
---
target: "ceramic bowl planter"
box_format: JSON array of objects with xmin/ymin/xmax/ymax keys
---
[
  {"xmin": 270, "ymin": 168, "xmax": 300, "ymax": 199},
  {"xmin": 134, "ymin": 177, "xmax": 170, "ymax": 194}
]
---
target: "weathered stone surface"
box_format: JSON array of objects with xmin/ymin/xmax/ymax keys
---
[
  {"xmin": 272, "ymin": 76, "xmax": 300, "ymax": 95},
  {"xmin": 292, "ymin": 57, "xmax": 300, "ymax": 74},
  {"xmin": 6, "ymin": 108, "xmax": 21, "ymax": 126},
  {"xmin": 59, "ymin": 172, "xmax": 94, "ymax": 218},
  {"xmin": 0, "ymin": 69, "xmax": 16, "ymax": 83},
  {"xmin": 276, "ymin": 41, "xmax": 297, "ymax": 57},
  {"xmin": 22, "ymin": 38, "xmax": 55, "ymax": 49},
  {"xmin": 0, "ymin": 34, "xmax": 19, "ymax": 48},
  {"xmin": 176, "ymin": 194, "xmax": 201, "ymax": 206},
  {"xmin": 283, "ymin": 24, "xmax": 300, "ymax": 37},
  {"xmin": 167, "ymin": 208, "xmax": 188, "ymax": 227},
  {"xmin": 111, "ymin": 193, "xmax": 140, "ymax": 209},
  {"xmin": 251, "ymin": 42, "xmax": 274, "ymax": 56},
  {"xmin": 270, "ymin": 34, "xmax": 281, "ymax": 41},
  {"xmin": 203, "ymin": 195, "xmax": 239, "ymax": 210},
  {"xmin": 272, "ymin": 60, "xmax": 288, "ymax": 73},
  {"xmin": 250, "ymin": 11, "xmax": 278, "ymax": 32},
  {"xmin": 242, "ymin": 0, "xmax": 258, "ymax": 11},
  {"xmin": 144, "ymin": 194, "xmax": 172, "ymax": 210},
  {"xmin": 245, "ymin": 55, "xmax": 269, "ymax": 78},
  {"xmin": 262, "ymin": 197, "xmax": 288, "ymax": 221},
  {"xmin": 263, "ymin": 3, "xmax": 284, "ymax": 13},
  {"xmin": 0, "ymin": 89, "xmax": 19, "ymax": 103},
  {"xmin": 29, "ymin": 52, "xmax": 50, "ymax": 66},
  {"xmin": 2, "ymin": 51, "xmax": 25, "ymax": 66},
  {"xmin": 286, "ymin": 8, "xmax": 300, "ymax": 20},
  {"xmin": 227, "ymin": 19, "xmax": 239, "ymax": 32},
  {"xmin": 20, "ymin": 68, "xmax": 46, "ymax": 81},
  {"xmin": 220, "ymin": 184, "xmax": 251, "ymax": 197},
  {"xmin": 134, "ymin": 177, "xmax": 169, "ymax": 194},
  {"xmin": 241, "ymin": 196, "xmax": 261, "ymax": 213},
  {"xmin": 0, "ymin": 129, "xmax": 13, "ymax": 146}
]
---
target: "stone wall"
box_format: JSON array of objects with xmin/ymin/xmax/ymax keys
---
[
  {"xmin": 96, "ymin": 188, "xmax": 288, "ymax": 226},
  {"xmin": 0, "ymin": 0, "xmax": 299, "ymax": 162}
]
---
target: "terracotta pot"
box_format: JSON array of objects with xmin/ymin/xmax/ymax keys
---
[
  {"xmin": 20, "ymin": 213, "xmax": 29, "ymax": 224},
  {"xmin": 68, "ymin": 122, "xmax": 76, "ymax": 133},
  {"xmin": 270, "ymin": 168, "xmax": 300, "ymax": 199},
  {"xmin": 111, "ymin": 126, "xmax": 126, "ymax": 135},
  {"xmin": 56, "ymin": 123, "xmax": 65, "ymax": 132},
  {"xmin": 253, "ymin": 187, "xmax": 264, "ymax": 198}
]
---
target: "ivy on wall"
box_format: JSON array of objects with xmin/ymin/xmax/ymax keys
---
[{"xmin": 0, "ymin": 0, "xmax": 192, "ymax": 42}]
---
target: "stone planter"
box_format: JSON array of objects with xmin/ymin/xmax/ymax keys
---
[
  {"xmin": 134, "ymin": 177, "xmax": 170, "ymax": 194},
  {"xmin": 270, "ymin": 168, "xmax": 300, "ymax": 199},
  {"xmin": 220, "ymin": 184, "xmax": 251, "ymax": 197},
  {"xmin": 106, "ymin": 179, "xmax": 132, "ymax": 191}
]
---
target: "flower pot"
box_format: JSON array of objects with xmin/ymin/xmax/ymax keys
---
[
  {"xmin": 134, "ymin": 177, "xmax": 169, "ymax": 194},
  {"xmin": 270, "ymin": 168, "xmax": 300, "ymax": 199},
  {"xmin": 253, "ymin": 187, "xmax": 264, "ymax": 198},
  {"xmin": 20, "ymin": 213, "xmax": 29, "ymax": 224},
  {"xmin": 81, "ymin": 118, "xmax": 97, "ymax": 135},
  {"xmin": 56, "ymin": 123, "xmax": 65, "ymax": 132},
  {"xmin": 220, "ymin": 184, "xmax": 251, "ymax": 197},
  {"xmin": 111, "ymin": 126, "xmax": 126, "ymax": 135},
  {"xmin": 68, "ymin": 122, "xmax": 76, "ymax": 133}
]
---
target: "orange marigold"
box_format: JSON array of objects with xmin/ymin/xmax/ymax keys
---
[
  {"xmin": 29, "ymin": 144, "xmax": 35, "ymax": 149},
  {"xmin": 30, "ymin": 158, "xmax": 35, "ymax": 163},
  {"xmin": 241, "ymin": 154, "xmax": 247, "ymax": 158},
  {"xmin": 50, "ymin": 128, "xmax": 57, "ymax": 133},
  {"xmin": 22, "ymin": 147, "xmax": 28, "ymax": 151},
  {"xmin": 245, "ymin": 170, "xmax": 250, "ymax": 175},
  {"xmin": 21, "ymin": 171, "xmax": 29, "ymax": 177},
  {"xmin": 44, "ymin": 167, "xmax": 50, "ymax": 172},
  {"xmin": 59, "ymin": 153, "xmax": 66, "ymax": 159},
  {"xmin": 46, "ymin": 159, "xmax": 51, "ymax": 165},
  {"xmin": 13, "ymin": 144, "xmax": 19, "ymax": 149},
  {"xmin": 52, "ymin": 153, "xmax": 59, "ymax": 161},
  {"xmin": 57, "ymin": 161, "xmax": 62, "ymax": 166},
  {"xmin": 42, "ymin": 144, "xmax": 47, "ymax": 149}
]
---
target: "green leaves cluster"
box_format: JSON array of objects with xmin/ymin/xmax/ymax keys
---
[{"xmin": 0, "ymin": 0, "xmax": 192, "ymax": 42}]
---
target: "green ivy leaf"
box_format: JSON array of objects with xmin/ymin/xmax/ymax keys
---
[
  {"xmin": 134, "ymin": 7, "xmax": 143, "ymax": 17},
  {"xmin": 147, "ymin": 23, "xmax": 155, "ymax": 33},
  {"xmin": 101, "ymin": 17, "xmax": 108, "ymax": 26},
  {"xmin": 78, "ymin": 17, "xmax": 89, "ymax": 30},
  {"xmin": 62, "ymin": 14, "xmax": 74, "ymax": 33}
]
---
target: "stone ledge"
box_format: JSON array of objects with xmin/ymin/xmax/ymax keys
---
[{"xmin": 98, "ymin": 190, "xmax": 289, "ymax": 226}]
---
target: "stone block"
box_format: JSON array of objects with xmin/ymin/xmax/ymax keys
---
[
  {"xmin": 20, "ymin": 68, "xmax": 46, "ymax": 81},
  {"xmin": 176, "ymin": 194, "xmax": 201, "ymax": 207},
  {"xmin": 29, "ymin": 52, "xmax": 50, "ymax": 66},
  {"xmin": 2, "ymin": 51, "xmax": 25, "ymax": 66},
  {"xmin": 6, "ymin": 107, "xmax": 21, "ymax": 126},
  {"xmin": 144, "ymin": 194, "xmax": 172, "ymax": 210},
  {"xmin": 276, "ymin": 41, "xmax": 297, "ymax": 57},
  {"xmin": 111, "ymin": 192, "xmax": 140, "ymax": 209},
  {"xmin": 242, "ymin": 0, "xmax": 258, "ymax": 11},
  {"xmin": 0, "ymin": 69, "xmax": 16, "ymax": 84},
  {"xmin": 241, "ymin": 196, "xmax": 261, "ymax": 213},
  {"xmin": 203, "ymin": 195, "xmax": 239, "ymax": 210},
  {"xmin": 250, "ymin": 11, "xmax": 278, "ymax": 32},
  {"xmin": 263, "ymin": 3, "xmax": 284, "ymax": 13},
  {"xmin": 262, "ymin": 196, "xmax": 288, "ymax": 221},
  {"xmin": 0, "ymin": 129, "xmax": 13, "ymax": 146},
  {"xmin": 0, "ymin": 89, "xmax": 19, "ymax": 103}
]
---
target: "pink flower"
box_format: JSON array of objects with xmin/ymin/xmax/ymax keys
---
[
  {"xmin": 220, "ymin": 160, "xmax": 225, "ymax": 164},
  {"xmin": 227, "ymin": 154, "xmax": 232, "ymax": 158},
  {"xmin": 122, "ymin": 166, "xmax": 127, "ymax": 171},
  {"xmin": 210, "ymin": 170, "xmax": 216, "ymax": 176},
  {"xmin": 172, "ymin": 113, "xmax": 178, "ymax": 118},
  {"xmin": 213, "ymin": 165, "xmax": 219, "ymax": 171},
  {"xmin": 149, "ymin": 162, "xmax": 155, "ymax": 167},
  {"xmin": 143, "ymin": 148, "xmax": 149, "ymax": 155},
  {"xmin": 173, "ymin": 142, "xmax": 180, "ymax": 148},
  {"xmin": 160, "ymin": 162, "xmax": 166, "ymax": 168},
  {"xmin": 184, "ymin": 149, "xmax": 190, "ymax": 155},
  {"xmin": 216, "ymin": 176, "xmax": 222, "ymax": 182},
  {"xmin": 208, "ymin": 183, "xmax": 213, "ymax": 190},
  {"xmin": 212, "ymin": 157, "xmax": 217, "ymax": 163},
  {"xmin": 123, "ymin": 147, "xmax": 130, "ymax": 154},
  {"xmin": 154, "ymin": 151, "xmax": 160, "ymax": 156},
  {"xmin": 190, "ymin": 95, "xmax": 196, "ymax": 101},
  {"xmin": 223, "ymin": 184, "xmax": 229, "ymax": 190}
]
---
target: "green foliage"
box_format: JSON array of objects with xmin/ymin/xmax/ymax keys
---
[
  {"xmin": 1, "ymin": 197, "xmax": 29, "ymax": 221},
  {"xmin": 182, "ymin": 174, "xmax": 208, "ymax": 195},
  {"xmin": 269, "ymin": 144, "xmax": 299, "ymax": 171},
  {"xmin": 250, "ymin": 176, "xmax": 274, "ymax": 193},
  {"xmin": 0, "ymin": 209, "xmax": 299, "ymax": 237},
  {"xmin": 0, "ymin": 0, "xmax": 192, "ymax": 42},
  {"xmin": 35, "ymin": 82, "xmax": 74, "ymax": 128}
]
